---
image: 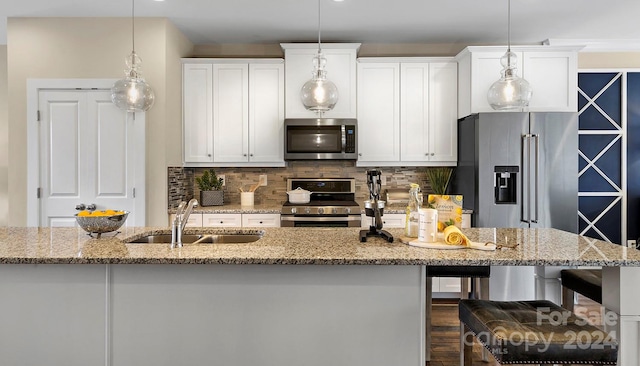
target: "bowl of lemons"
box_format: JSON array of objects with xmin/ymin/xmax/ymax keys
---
[{"xmin": 75, "ymin": 210, "xmax": 129, "ymax": 237}]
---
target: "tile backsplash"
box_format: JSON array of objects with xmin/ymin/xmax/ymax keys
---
[{"xmin": 168, "ymin": 162, "xmax": 437, "ymax": 208}]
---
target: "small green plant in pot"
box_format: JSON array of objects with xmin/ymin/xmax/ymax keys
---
[{"xmin": 196, "ymin": 169, "xmax": 224, "ymax": 206}]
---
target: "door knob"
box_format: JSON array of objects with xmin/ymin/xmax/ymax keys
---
[
  {"xmin": 75, "ymin": 204, "xmax": 86, "ymax": 211},
  {"xmin": 86, "ymin": 203, "xmax": 97, "ymax": 211}
]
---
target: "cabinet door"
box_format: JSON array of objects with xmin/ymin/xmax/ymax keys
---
[
  {"xmin": 428, "ymin": 62, "xmax": 458, "ymax": 162},
  {"xmin": 169, "ymin": 213, "xmax": 203, "ymax": 227},
  {"xmin": 183, "ymin": 63, "xmax": 213, "ymax": 163},
  {"xmin": 202, "ymin": 213, "xmax": 242, "ymax": 227},
  {"xmin": 213, "ymin": 64, "xmax": 249, "ymax": 162},
  {"xmin": 356, "ymin": 62, "xmax": 400, "ymax": 164},
  {"xmin": 249, "ymin": 63, "xmax": 285, "ymax": 163},
  {"xmin": 400, "ymin": 63, "xmax": 430, "ymax": 162},
  {"xmin": 284, "ymin": 47, "xmax": 357, "ymax": 118},
  {"xmin": 470, "ymin": 51, "xmax": 524, "ymax": 114},
  {"xmin": 522, "ymin": 51, "xmax": 577, "ymax": 112},
  {"xmin": 242, "ymin": 213, "xmax": 281, "ymax": 227}
]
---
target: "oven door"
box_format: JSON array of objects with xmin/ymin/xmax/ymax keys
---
[{"xmin": 280, "ymin": 215, "xmax": 361, "ymax": 227}]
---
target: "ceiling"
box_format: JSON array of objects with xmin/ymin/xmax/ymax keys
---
[{"xmin": 2, "ymin": 0, "xmax": 640, "ymax": 47}]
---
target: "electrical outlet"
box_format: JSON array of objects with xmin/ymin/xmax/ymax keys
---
[
  {"xmin": 627, "ymin": 239, "xmax": 636, "ymax": 248},
  {"xmin": 219, "ymin": 175, "xmax": 226, "ymax": 186},
  {"xmin": 259, "ymin": 174, "xmax": 268, "ymax": 186},
  {"xmin": 381, "ymin": 175, "xmax": 387, "ymax": 186}
]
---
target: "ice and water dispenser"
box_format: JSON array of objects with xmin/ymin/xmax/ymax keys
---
[{"xmin": 494, "ymin": 166, "xmax": 518, "ymax": 204}]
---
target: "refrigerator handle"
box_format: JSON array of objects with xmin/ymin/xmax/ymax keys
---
[
  {"xmin": 532, "ymin": 134, "xmax": 540, "ymax": 224},
  {"xmin": 520, "ymin": 134, "xmax": 529, "ymax": 224}
]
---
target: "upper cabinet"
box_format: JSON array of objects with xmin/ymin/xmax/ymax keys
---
[
  {"xmin": 281, "ymin": 43, "xmax": 360, "ymax": 119},
  {"xmin": 356, "ymin": 58, "xmax": 458, "ymax": 167},
  {"xmin": 182, "ymin": 59, "xmax": 285, "ymax": 167},
  {"xmin": 456, "ymin": 46, "xmax": 580, "ymax": 118}
]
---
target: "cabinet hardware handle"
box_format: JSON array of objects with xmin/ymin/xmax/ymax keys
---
[
  {"xmin": 75, "ymin": 204, "xmax": 86, "ymax": 211},
  {"xmin": 250, "ymin": 154, "xmax": 254, "ymax": 157},
  {"xmin": 86, "ymin": 203, "xmax": 97, "ymax": 211},
  {"xmin": 207, "ymin": 154, "xmax": 211, "ymax": 157},
  {"xmin": 358, "ymin": 153, "xmax": 362, "ymax": 156},
  {"xmin": 259, "ymin": 221, "xmax": 263, "ymax": 224},
  {"xmin": 430, "ymin": 153, "xmax": 435, "ymax": 156},
  {"xmin": 243, "ymin": 154, "xmax": 247, "ymax": 157}
]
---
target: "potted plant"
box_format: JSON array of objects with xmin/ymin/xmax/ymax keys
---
[
  {"xmin": 424, "ymin": 167, "xmax": 454, "ymax": 195},
  {"xmin": 195, "ymin": 169, "xmax": 224, "ymax": 206}
]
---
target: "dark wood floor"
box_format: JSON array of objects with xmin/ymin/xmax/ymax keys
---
[{"xmin": 427, "ymin": 296, "xmax": 602, "ymax": 366}]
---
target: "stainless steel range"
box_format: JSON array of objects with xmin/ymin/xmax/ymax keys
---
[{"xmin": 280, "ymin": 178, "xmax": 361, "ymax": 227}]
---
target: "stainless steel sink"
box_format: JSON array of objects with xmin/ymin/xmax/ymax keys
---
[
  {"xmin": 127, "ymin": 234, "xmax": 203, "ymax": 244},
  {"xmin": 126, "ymin": 233, "xmax": 262, "ymax": 244}
]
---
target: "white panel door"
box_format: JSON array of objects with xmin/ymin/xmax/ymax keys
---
[
  {"xmin": 356, "ymin": 62, "xmax": 400, "ymax": 163},
  {"xmin": 183, "ymin": 63, "xmax": 214, "ymax": 163},
  {"xmin": 39, "ymin": 90, "xmax": 138, "ymax": 227},
  {"xmin": 213, "ymin": 63, "xmax": 249, "ymax": 162},
  {"xmin": 401, "ymin": 63, "xmax": 430, "ymax": 162},
  {"xmin": 249, "ymin": 63, "xmax": 285, "ymax": 163}
]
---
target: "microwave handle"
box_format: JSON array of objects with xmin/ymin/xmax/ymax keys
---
[{"xmin": 341, "ymin": 125, "xmax": 346, "ymax": 153}]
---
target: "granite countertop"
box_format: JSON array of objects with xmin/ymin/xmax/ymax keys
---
[{"xmin": 1, "ymin": 226, "xmax": 639, "ymax": 266}]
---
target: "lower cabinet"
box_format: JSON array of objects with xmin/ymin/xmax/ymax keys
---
[
  {"xmin": 169, "ymin": 213, "xmax": 280, "ymax": 228},
  {"xmin": 363, "ymin": 212, "xmax": 464, "ymax": 295},
  {"xmin": 202, "ymin": 213, "xmax": 243, "ymax": 227}
]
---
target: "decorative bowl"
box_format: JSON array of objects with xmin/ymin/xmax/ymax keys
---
[{"xmin": 75, "ymin": 211, "xmax": 129, "ymax": 237}]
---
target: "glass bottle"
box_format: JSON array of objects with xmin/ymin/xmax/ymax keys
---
[{"xmin": 405, "ymin": 183, "xmax": 421, "ymax": 237}]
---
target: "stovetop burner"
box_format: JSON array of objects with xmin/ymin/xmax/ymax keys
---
[{"xmin": 281, "ymin": 178, "xmax": 361, "ymax": 218}]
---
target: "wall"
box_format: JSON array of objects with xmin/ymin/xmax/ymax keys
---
[
  {"xmin": 578, "ymin": 52, "xmax": 640, "ymax": 69},
  {"xmin": 6, "ymin": 18, "xmax": 193, "ymax": 226},
  {"xmin": 0, "ymin": 45, "xmax": 7, "ymax": 227}
]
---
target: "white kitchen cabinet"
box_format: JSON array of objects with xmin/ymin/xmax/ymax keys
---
[
  {"xmin": 183, "ymin": 63, "xmax": 213, "ymax": 163},
  {"xmin": 456, "ymin": 46, "xmax": 579, "ymax": 118},
  {"xmin": 356, "ymin": 58, "xmax": 457, "ymax": 166},
  {"xmin": 281, "ymin": 43, "xmax": 360, "ymax": 119},
  {"xmin": 361, "ymin": 213, "xmax": 406, "ymax": 229},
  {"xmin": 202, "ymin": 213, "xmax": 243, "ymax": 227},
  {"xmin": 182, "ymin": 59, "xmax": 285, "ymax": 167},
  {"xmin": 401, "ymin": 61, "xmax": 457, "ymax": 163},
  {"xmin": 169, "ymin": 213, "xmax": 203, "ymax": 228},
  {"xmin": 356, "ymin": 62, "xmax": 400, "ymax": 162},
  {"xmin": 242, "ymin": 213, "xmax": 281, "ymax": 227}
]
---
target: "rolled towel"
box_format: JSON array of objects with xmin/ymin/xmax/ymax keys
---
[{"xmin": 443, "ymin": 225, "xmax": 470, "ymax": 246}]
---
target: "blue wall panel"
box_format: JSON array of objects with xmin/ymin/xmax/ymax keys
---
[{"xmin": 627, "ymin": 73, "xmax": 640, "ymax": 241}]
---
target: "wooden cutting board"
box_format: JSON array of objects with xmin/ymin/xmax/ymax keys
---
[{"xmin": 399, "ymin": 236, "xmax": 496, "ymax": 251}]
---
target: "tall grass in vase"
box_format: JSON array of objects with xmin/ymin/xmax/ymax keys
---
[{"xmin": 424, "ymin": 167, "xmax": 455, "ymax": 195}]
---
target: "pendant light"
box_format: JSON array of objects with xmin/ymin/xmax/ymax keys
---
[
  {"xmin": 300, "ymin": 0, "xmax": 338, "ymax": 116},
  {"xmin": 111, "ymin": 0, "xmax": 155, "ymax": 112},
  {"xmin": 487, "ymin": 0, "xmax": 532, "ymax": 110}
]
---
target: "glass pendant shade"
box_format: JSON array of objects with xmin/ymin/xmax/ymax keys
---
[
  {"xmin": 301, "ymin": 51, "xmax": 339, "ymax": 114},
  {"xmin": 487, "ymin": 51, "xmax": 532, "ymax": 110},
  {"xmin": 111, "ymin": 52, "xmax": 155, "ymax": 112},
  {"xmin": 111, "ymin": 0, "xmax": 155, "ymax": 112}
]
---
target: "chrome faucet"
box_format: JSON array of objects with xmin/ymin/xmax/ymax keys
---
[{"xmin": 171, "ymin": 198, "xmax": 198, "ymax": 248}]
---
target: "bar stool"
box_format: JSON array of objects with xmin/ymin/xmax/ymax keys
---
[
  {"xmin": 560, "ymin": 268, "xmax": 602, "ymax": 309},
  {"xmin": 425, "ymin": 266, "xmax": 490, "ymax": 362},
  {"xmin": 459, "ymin": 299, "xmax": 618, "ymax": 365}
]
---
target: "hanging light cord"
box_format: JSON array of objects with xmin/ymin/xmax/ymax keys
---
[
  {"xmin": 317, "ymin": 0, "xmax": 322, "ymax": 53},
  {"xmin": 131, "ymin": 0, "xmax": 136, "ymax": 53},
  {"xmin": 507, "ymin": 0, "xmax": 511, "ymax": 52}
]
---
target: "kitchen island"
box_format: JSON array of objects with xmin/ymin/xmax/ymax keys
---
[{"xmin": 1, "ymin": 227, "xmax": 638, "ymax": 366}]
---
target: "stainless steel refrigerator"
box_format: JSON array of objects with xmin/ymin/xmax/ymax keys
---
[{"xmin": 451, "ymin": 112, "xmax": 578, "ymax": 300}]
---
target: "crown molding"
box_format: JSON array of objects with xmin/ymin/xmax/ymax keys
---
[{"xmin": 544, "ymin": 39, "xmax": 640, "ymax": 52}]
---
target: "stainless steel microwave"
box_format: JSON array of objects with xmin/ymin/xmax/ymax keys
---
[{"xmin": 284, "ymin": 118, "xmax": 357, "ymax": 160}]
